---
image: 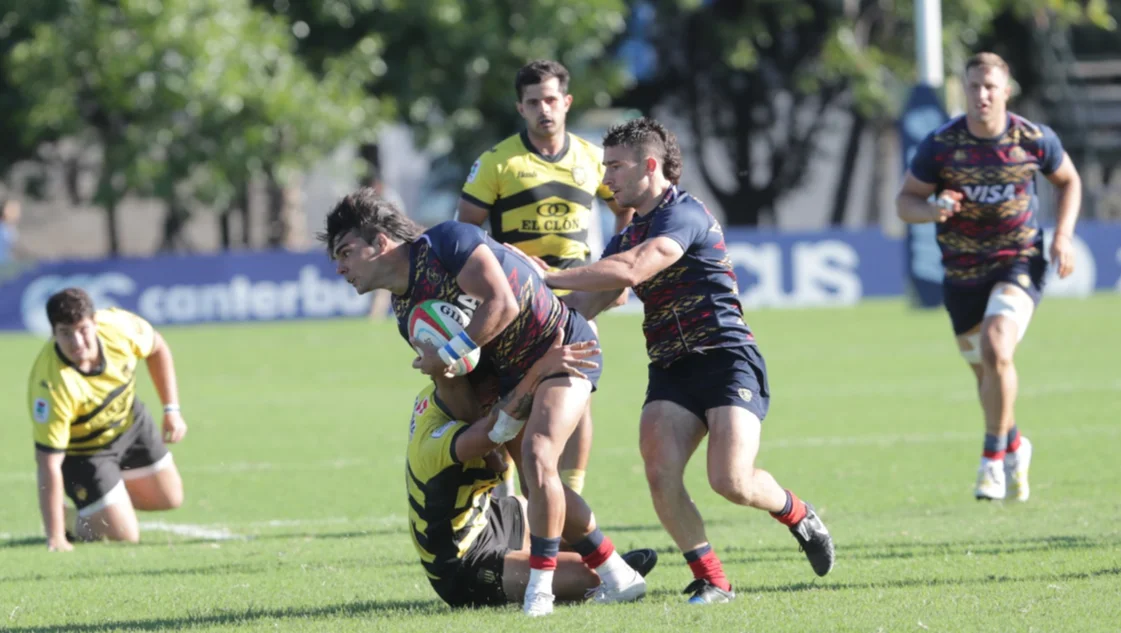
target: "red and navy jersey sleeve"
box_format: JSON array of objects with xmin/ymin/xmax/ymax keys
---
[
  {"xmin": 1033, "ymin": 124, "xmax": 1065, "ymax": 175},
  {"xmin": 600, "ymin": 233, "xmax": 624, "ymax": 259},
  {"xmin": 908, "ymin": 132, "xmax": 942, "ymax": 185},
  {"xmin": 646, "ymin": 203, "xmax": 708, "ymax": 252},
  {"xmin": 425, "ymin": 221, "xmax": 489, "ymax": 277}
]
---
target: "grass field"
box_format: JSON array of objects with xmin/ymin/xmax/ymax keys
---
[{"xmin": 1, "ymin": 296, "xmax": 1119, "ymax": 632}]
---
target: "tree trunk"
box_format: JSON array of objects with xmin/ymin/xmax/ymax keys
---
[
  {"xmin": 220, "ymin": 209, "xmax": 233, "ymax": 250},
  {"xmin": 160, "ymin": 196, "xmax": 191, "ymax": 252},
  {"xmin": 105, "ymin": 195, "xmax": 120, "ymax": 257},
  {"xmin": 265, "ymin": 170, "xmax": 306, "ymax": 250},
  {"xmin": 239, "ymin": 180, "xmax": 251, "ymax": 247},
  {"xmin": 830, "ymin": 111, "xmax": 866, "ymax": 226},
  {"xmin": 867, "ymin": 121, "xmax": 895, "ymax": 226}
]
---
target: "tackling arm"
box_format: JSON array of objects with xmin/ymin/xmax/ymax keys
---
[
  {"xmin": 560, "ymin": 289, "xmax": 626, "ymax": 322},
  {"xmin": 546, "ymin": 236, "xmax": 684, "ymax": 292},
  {"xmin": 449, "ymin": 332, "xmax": 599, "ymax": 463},
  {"xmin": 450, "ymin": 362, "xmax": 544, "ymax": 463}
]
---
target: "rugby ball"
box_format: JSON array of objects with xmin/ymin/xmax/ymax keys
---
[{"xmin": 408, "ymin": 300, "xmax": 480, "ymax": 376}]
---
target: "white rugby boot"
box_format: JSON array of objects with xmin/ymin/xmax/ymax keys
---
[
  {"xmin": 523, "ymin": 591, "xmax": 555, "ymax": 617},
  {"xmin": 974, "ymin": 457, "xmax": 1007, "ymax": 500},
  {"xmin": 590, "ymin": 567, "xmax": 647, "ymax": 604},
  {"xmin": 1004, "ymin": 436, "xmax": 1033, "ymax": 501}
]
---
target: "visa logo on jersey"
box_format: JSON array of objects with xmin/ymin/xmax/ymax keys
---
[{"xmin": 962, "ymin": 184, "xmax": 1017, "ymax": 203}]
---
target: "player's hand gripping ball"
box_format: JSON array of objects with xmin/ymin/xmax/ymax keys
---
[{"xmin": 408, "ymin": 300, "xmax": 480, "ymax": 377}]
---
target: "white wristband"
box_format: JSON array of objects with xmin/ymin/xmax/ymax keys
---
[
  {"xmin": 488, "ymin": 410, "xmax": 526, "ymax": 444},
  {"xmin": 163, "ymin": 404, "xmax": 180, "ymax": 414}
]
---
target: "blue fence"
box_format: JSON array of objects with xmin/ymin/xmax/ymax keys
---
[{"xmin": 2, "ymin": 222, "xmax": 1118, "ymax": 333}]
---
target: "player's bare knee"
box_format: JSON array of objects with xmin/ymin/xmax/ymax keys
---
[
  {"xmin": 980, "ymin": 324, "xmax": 1015, "ymax": 370},
  {"xmin": 162, "ymin": 487, "xmax": 184, "ymax": 510},
  {"xmin": 521, "ymin": 435, "xmax": 560, "ymax": 483},
  {"xmin": 709, "ymin": 471, "xmax": 755, "ymax": 506}
]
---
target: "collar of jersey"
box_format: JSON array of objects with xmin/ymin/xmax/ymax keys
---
[
  {"xmin": 55, "ymin": 337, "xmax": 106, "ymax": 377},
  {"xmin": 429, "ymin": 390, "xmax": 457, "ymax": 421},
  {"xmin": 636, "ymin": 186, "xmax": 681, "ymax": 222},
  {"xmin": 519, "ymin": 130, "xmax": 570, "ymax": 164}
]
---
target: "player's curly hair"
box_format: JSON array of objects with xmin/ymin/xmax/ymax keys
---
[
  {"xmin": 46, "ymin": 288, "xmax": 95, "ymax": 329},
  {"xmin": 602, "ymin": 117, "xmax": 683, "ymax": 185},
  {"xmin": 515, "ymin": 60, "xmax": 570, "ymax": 101},
  {"xmin": 318, "ymin": 187, "xmax": 424, "ymax": 256}
]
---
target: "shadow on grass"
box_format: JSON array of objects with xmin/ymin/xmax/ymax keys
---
[
  {"xmin": 4, "ymin": 600, "xmax": 449, "ymax": 633},
  {"xmin": 719, "ymin": 533, "xmax": 1117, "ymax": 565},
  {"xmin": 643, "ymin": 566, "xmax": 1121, "ymax": 600}
]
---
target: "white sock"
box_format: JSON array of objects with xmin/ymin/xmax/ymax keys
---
[
  {"xmin": 596, "ymin": 551, "xmax": 633, "ymax": 589},
  {"xmin": 526, "ymin": 568, "xmax": 555, "ymax": 598}
]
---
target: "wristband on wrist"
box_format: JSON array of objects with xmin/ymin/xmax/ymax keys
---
[
  {"xmin": 439, "ymin": 331, "xmax": 478, "ymax": 364},
  {"xmin": 163, "ymin": 404, "xmax": 180, "ymax": 414}
]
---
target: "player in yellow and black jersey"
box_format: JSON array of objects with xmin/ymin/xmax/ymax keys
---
[
  {"xmin": 27, "ymin": 288, "xmax": 188, "ymax": 551},
  {"xmin": 457, "ymin": 59, "xmax": 633, "ymax": 498},
  {"xmin": 457, "ymin": 60, "xmax": 632, "ymax": 271},
  {"xmin": 407, "ymin": 333, "xmax": 657, "ymax": 609}
]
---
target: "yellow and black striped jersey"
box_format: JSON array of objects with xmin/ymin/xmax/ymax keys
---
[
  {"xmin": 406, "ymin": 384, "xmax": 502, "ymax": 580},
  {"xmin": 461, "ymin": 131, "xmax": 614, "ymax": 269},
  {"xmin": 27, "ymin": 308, "xmax": 156, "ymax": 455}
]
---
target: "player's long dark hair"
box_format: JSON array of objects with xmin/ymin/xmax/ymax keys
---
[
  {"xmin": 603, "ymin": 117, "xmax": 683, "ymax": 185},
  {"xmin": 318, "ymin": 187, "xmax": 424, "ymax": 255}
]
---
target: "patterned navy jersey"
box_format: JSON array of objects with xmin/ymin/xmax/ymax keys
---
[
  {"xmin": 392, "ymin": 221, "xmax": 569, "ymax": 390},
  {"xmin": 909, "ymin": 113, "xmax": 1065, "ymax": 286},
  {"xmin": 602, "ymin": 187, "xmax": 754, "ymax": 368}
]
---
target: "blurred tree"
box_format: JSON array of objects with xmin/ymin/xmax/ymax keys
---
[
  {"xmin": 621, "ymin": 0, "xmax": 1114, "ymax": 226},
  {"xmin": 6, "ymin": 0, "xmax": 378, "ymax": 254},
  {"xmin": 255, "ymin": 0, "xmax": 630, "ymax": 179},
  {"xmin": 0, "ymin": 1, "xmax": 72, "ymax": 196}
]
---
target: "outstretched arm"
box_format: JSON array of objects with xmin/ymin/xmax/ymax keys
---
[
  {"xmin": 546, "ymin": 237, "xmax": 684, "ymax": 292},
  {"xmin": 449, "ymin": 333, "xmax": 599, "ymax": 463}
]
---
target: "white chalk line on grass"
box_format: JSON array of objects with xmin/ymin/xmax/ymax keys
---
[
  {"xmin": 139, "ymin": 521, "xmax": 243, "ymax": 541},
  {"xmin": 2, "ymin": 514, "xmax": 406, "ymax": 544}
]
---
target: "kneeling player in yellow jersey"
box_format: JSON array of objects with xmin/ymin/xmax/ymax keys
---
[
  {"xmin": 407, "ymin": 331, "xmax": 657, "ymax": 610},
  {"xmin": 458, "ymin": 60, "xmax": 634, "ymax": 496},
  {"xmin": 27, "ymin": 288, "xmax": 188, "ymax": 551}
]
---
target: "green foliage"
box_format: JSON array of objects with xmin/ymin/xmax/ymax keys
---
[
  {"xmin": 261, "ymin": 0, "xmax": 630, "ymax": 166},
  {"xmin": 0, "ymin": 1, "xmax": 71, "ymax": 177},
  {"xmin": 637, "ymin": 0, "xmax": 1115, "ymax": 225},
  {"xmin": 5, "ymin": 0, "xmax": 378, "ymax": 239}
]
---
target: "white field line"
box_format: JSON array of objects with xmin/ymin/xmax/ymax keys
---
[
  {"xmin": 138, "ymin": 521, "xmax": 243, "ymax": 541},
  {"xmin": 2, "ymin": 514, "xmax": 406, "ymax": 543}
]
